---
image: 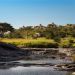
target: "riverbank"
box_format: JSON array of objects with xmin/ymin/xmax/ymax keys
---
[
  {"xmin": 0, "ymin": 38, "xmax": 58, "ymax": 48},
  {"xmin": 0, "ymin": 42, "xmax": 75, "ymax": 62},
  {"xmin": 0, "ymin": 42, "xmax": 75, "ymax": 71},
  {"xmin": 0, "ymin": 37, "xmax": 75, "ymax": 48}
]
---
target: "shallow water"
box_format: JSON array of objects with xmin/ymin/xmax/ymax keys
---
[
  {"xmin": 0, "ymin": 66, "xmax": 71, "ymax": 75},
  {"xmin": 0, "ymin": 59, "xmax": 73, "ymax": 75},
  {"xmin": 18, "ymin": 59, "xmax": 72, "ymax": 64}
]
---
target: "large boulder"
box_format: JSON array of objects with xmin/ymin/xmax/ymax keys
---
[{"xmin": 0, "ymin": 42, "xmax": 28, "ymax": 61}]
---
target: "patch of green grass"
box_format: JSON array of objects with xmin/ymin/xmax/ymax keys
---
[
  {"xmin": 1, "ymin": 37, "xmax": 75, "ymax": 48},
  {"xmin": 0, "ymin": 38, "xmax": 58, "ymax": 48}
]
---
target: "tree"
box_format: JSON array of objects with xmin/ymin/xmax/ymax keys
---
[
  {"xmin": 46, "ymin": 22, "xmax": 58, "ymax": 39},
  {"xmin": 0, "ymin": 23, "xmax": 14, "ymax": 32},
  {"xmin": 18, "ymin": 26, "xmax": 34, "ymax": 38}
]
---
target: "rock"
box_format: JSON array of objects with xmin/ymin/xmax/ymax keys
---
[
  {"xmin": 54, "ymin": 64, "xmax": 75, "ymax": 71},
  {"xmin": 0, "ymin": 42, "xmax": 28, "ymax": 61},
  {"xmin": 72, "ymin": 72, "xmax": 75, "ymax": 75}
]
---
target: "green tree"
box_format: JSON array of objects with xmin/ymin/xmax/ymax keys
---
[{"xmin": 0, "ymin": 23, "xmax": 14, "ymax": 32}]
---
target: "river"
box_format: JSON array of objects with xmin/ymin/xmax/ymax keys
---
[
  {"xmin": 0, "ymin": 66, "xmax": 71, "ymax": 75},
  {"xmin": 0, "ymin": 59, "xmax": 74, "ymax": 75}
]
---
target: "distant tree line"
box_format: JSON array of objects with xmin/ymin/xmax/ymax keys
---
[
  {"xmin": 0, "ymin": 22, "xmax": 75, "ymax": 40},
  {"xmin": 15, "ymin": 22, "xmax": 75, "ymax": 39}
]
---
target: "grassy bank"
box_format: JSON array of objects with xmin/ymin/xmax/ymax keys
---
[
  {"xmin": 1, "ymin": 37, "xmax": 75, "ymax": 62},
  {"xmin": 0, "ymin": 38, "xmax": 58, "ymax": 48},
  {"xmin": 0, "ymin": 37, "xmax": 75, "ymax": 48}
]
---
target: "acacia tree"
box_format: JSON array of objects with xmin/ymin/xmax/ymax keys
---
[{"xmin": 0, "ymin": 23, "xmax": 14, "ymax": 32}]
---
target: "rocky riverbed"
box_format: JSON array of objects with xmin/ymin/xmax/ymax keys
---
[{"xmin": 0, "ymin": 42, "xmax": 75, "ymax": 71}]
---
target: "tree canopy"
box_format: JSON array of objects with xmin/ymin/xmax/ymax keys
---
[
  {"xmin": 0, "ymin": 23, "xmax": 14, "ymax": 32},
  {"xmin": 0, "ymin": 22, "xmax": 75, "ymax": 40}
]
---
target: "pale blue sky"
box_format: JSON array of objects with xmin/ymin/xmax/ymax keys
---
[{"xmin": 0, "ymin": 0, "xmax": 75, "ymax": 28}]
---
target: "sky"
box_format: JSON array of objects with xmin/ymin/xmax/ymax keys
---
[{"xmin": 0, "ymin": 0, "xmax": 75, "ymax": 28}]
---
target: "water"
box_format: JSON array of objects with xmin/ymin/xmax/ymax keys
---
[
  {"xmin": 0, "ymin": 66, "xmax": 70, "ymax": 75},
  {"xmin": 18, "ymin": 59, "xmax": 72, "ymax": 64},
  {"xmin": 0, "ymin": 59, "xmax": 73, "ymax": 75}
]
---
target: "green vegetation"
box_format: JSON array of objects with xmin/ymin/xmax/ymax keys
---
[
  {"xmin": 0, "ymin": 23, "xmax": 14, "ymax": 32},
  {"xmin": 0, "ymin": 22, "xmax": 75, "ymax": 48},
  {"xmin": 0, "ymin": 37, "xmax": 75, "ymax": 48},
  {"xmin": 1, "ymin": 38, "xmax": 58, "ymax": 48},
  {"xmin": 59, "ymin": 37, "xmax": 75, "ymax": 48}
]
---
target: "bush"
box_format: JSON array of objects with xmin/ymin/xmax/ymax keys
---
[
  {"xmin": 53, "ymin": 36, "xmax": 61, "ymax": 42},
  {"xmin": 59, "ymin": 38, "xmax": 75, "ymax": 48},
  {"xmin": 10, "ymin": 33, "xmax": 23, "ymax": 38}
]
